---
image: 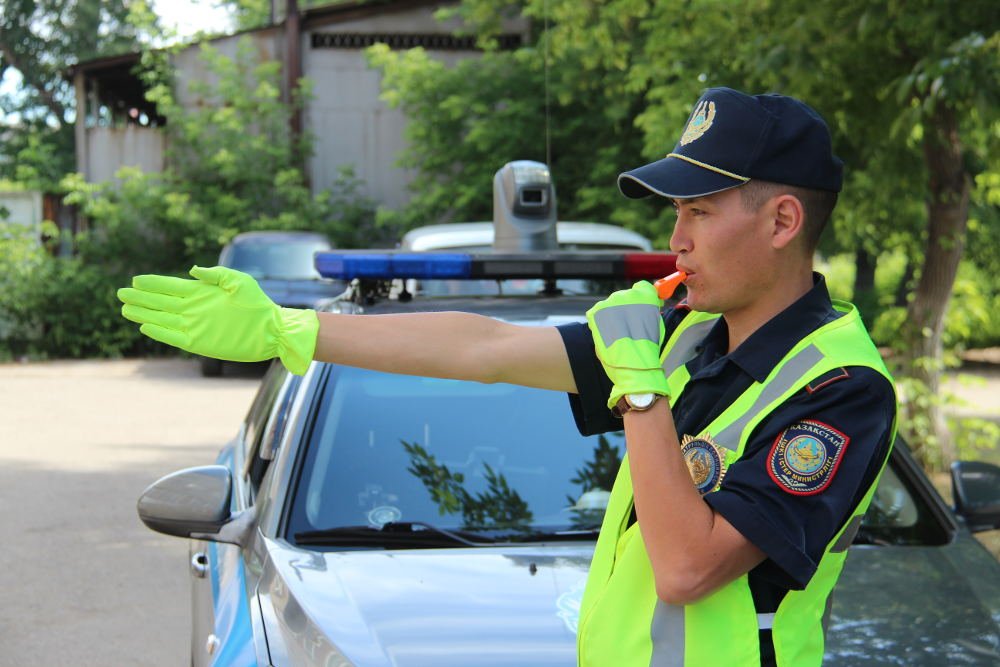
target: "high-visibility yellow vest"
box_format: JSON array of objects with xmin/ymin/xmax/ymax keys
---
[{"xmin": 578, "ymin": 302, "xmax": 896, "ymax": 667}]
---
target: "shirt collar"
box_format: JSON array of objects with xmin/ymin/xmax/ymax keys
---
[{"xmin": 721, "ymin": 273, "xmax": 839, "ymax": 383}]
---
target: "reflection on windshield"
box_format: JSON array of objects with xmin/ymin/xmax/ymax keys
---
[
  {"xmin": 402, "ymin": 440, "xmax": 534, "ymax": 531},
  {"xmin": 287, "ymin": 367, "xmax": 625, "ymax": 540},
  {"xmin": 401, "ymin": 433, "xmax": 623, "ymax": 533}
]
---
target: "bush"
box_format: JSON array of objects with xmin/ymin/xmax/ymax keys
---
[
  {"xmin": 818, "ymin": 251, "xmax": 1000, "ymax": 351},
  {"xmin": 0, "ymin": 222, "xmax": 144, "ymax": 359}
]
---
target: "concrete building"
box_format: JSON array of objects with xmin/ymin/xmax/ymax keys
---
[{"xmin": 69, "ymin": 0, "xmax": 527, "ymax": 210}]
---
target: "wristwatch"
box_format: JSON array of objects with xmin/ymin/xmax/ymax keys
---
[{"xmin": 612, "ymin": 392, "xmax": 664, "ymax": 418}]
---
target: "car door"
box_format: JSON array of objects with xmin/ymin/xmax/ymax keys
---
[{"xmin": 190, "ymin": 362, "xmax": 290, "ymax": 667}]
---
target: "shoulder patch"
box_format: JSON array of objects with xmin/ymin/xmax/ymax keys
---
[
  {"xmin": 767, "ymin": 420, "xmax": 850, "ymax": 496},
  {"xmin": 805, "ymin": 367, "xmax": 850, "ymax": 394}
]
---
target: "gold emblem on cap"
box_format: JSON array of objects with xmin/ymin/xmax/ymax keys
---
[
  {"xmin": 679, "ymin": 100, "xmax": 716, "ymax": 146},
  {"xmin": 680, "ymin": 433, "xmax": 728, "ymax": 494}
]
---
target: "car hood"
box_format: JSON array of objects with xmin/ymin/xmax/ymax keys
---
[
  {"xmin": 255, "ymin": 537, "xmax": 1000, "ymax": 667},
  {"xmin": 256, "ymin": 539, "xmax": 592, "ymax": 667},
  {"xmin": 826, "ymin": 538, "xmax": 1000, "ymax": 666}
]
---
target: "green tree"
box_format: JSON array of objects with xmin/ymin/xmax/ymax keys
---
[
  {"xmin": 367, "ymin": 25, "xmax": 663, "ymax": 242},
  {"xmin": 377, "ymin": 0, "xmax": 999, "ymax": 468},
  {"xmin": 1, "ymin": 37, "xmax": 376, "ymax": 359},
  {"xmin": 0, "ymin": 0, "xmax": 151, "ymax": 189},
  {"xmin": 65, "ymin": 38, "xmax": 378, "ymax": 276},
  {"xmin": 719, "ymin": 0, "xmax": 1000, "ymax": 466}
]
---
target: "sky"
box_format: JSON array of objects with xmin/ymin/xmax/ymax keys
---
[{"xmin": 152, "ymin": 0, "xmax": 234, "ymax": 40}]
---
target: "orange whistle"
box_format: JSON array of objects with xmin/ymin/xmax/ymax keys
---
[{"xmin": 654, "ymin": 270, "xmax": 687, "ymax": 300}]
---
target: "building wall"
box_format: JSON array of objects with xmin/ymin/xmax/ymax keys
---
[
  {"xmin": 301, "ymin": 6, "xmax": 526, "ymax": 209},
  {"xmin": 302, "ymin": 35, "xmax": 471, "ymax": 208},
  {"xmin": 77, "ymin": 4, "xmax": 527, "ymax": 214},
  {"xmin": 84, "ymin": 126, "xmax": 166, "ymax": 184},
  {"xmin": 0, "ymin": 190, "xmax": 43, "ymax": 229},
  {"xmin": 171, "ymin": 28, "xmax": 283, "ymax": 111}
]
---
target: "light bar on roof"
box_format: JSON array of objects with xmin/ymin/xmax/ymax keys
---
[{"xmin": 315, "ymin": 250, "xmax": 677, "ymax": 282}]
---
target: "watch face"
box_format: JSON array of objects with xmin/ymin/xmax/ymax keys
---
[{"xmin": 627, "ymin": 393, "xmax": 656, "ymax": 409}]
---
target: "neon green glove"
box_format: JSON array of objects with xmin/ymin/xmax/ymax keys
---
[
  {"xmin": 586, "ymin": 280, "xmax": 669, "ymax": 409},
  {"xmin": 117, "ymin": 265, "xmax": 319, "ymax": 375}
]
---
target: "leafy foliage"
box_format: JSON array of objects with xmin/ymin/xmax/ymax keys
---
[
  {"xmin": 0, "ymin": 0, "xmax": 151, "ymax": 190},
  {"xmin": 367, "ymin": 38, "xmax": 663, "ymax": 242},
  {"xmin": 64, "ymin": 39, "xmax": 380, "ymax": 270},
  {"xmin": 2, "ymin": 38, "xmax": 378, "ymax": 359},
  {"xmin": 0, "ymin": 221, "xmax": 143, "ymax": 359},
  {"xmin": 374, "ymin": 0, "xmax": 999, "ymax": 468}
]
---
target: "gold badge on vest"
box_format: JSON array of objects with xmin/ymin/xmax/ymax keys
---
[{"xmin": 680, "ymin": 434, "xmax": 728, "ymax": 494}]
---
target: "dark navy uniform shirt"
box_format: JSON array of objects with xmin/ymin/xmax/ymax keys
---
[{"xmin": 557, "ymin": 274, "xmax": 895, "ymax": 665}]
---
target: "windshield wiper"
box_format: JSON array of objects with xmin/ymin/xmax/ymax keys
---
[
  {"xmin": 493, "ymin": 527, "xmax": 602, "ymax": 543},
  {"xmin": 294, "ymin": 521, "xmax": 497, "ymax": 548}
]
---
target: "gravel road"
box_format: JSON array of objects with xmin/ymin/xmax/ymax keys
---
[{"xmin": 0, "ymin": 359, "xmax": 260, "ymax": 667}]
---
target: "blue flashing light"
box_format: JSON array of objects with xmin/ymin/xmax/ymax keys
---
[
  {"xmin": 315, "ymin": 249, "xmax": 679, "ymax": 283},
  {"xmin": 392, "ymin": 253, "xmax": 472, "ymax": 279},
  {"xmin": 315, "ymin": 251, "xmax": 472, "ymax": 280}
]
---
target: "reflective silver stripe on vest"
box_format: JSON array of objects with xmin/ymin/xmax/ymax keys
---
[
  {"xmin": 649, "ymin": 601, "xmax": 685, "ymax": 667},
  {"xmin": 830, "ymin": 514, "xmax": 864, "ymax": 553},
  {"xmin": 712, "ymin": 344, "xmax": 825, "ymax": 451},
  {"xmin": 592, "ymin": 304, "xmax": 662, "ymax": 346},
  {"xmin": 648, "ymin": 604, "xmax": 777, "ymax": 665},
  {"xmin": 661, "ymin": 318, "xmax": 718, "ymax": 377},
  {"xmin": 822, "ymin": 593, "xmax": 835, "ymax": 634}
]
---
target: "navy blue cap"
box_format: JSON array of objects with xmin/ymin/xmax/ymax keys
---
[{"xmin": 618, "ymin": 87, "xmax": 843, "ymax": 199}]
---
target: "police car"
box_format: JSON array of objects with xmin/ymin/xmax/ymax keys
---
[{"xmin": 137, "ymin": 162, "xmax": 1000, "ymax": 666}]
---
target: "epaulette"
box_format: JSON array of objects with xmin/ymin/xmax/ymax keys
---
[{"xmin": 805, "ymin": 367, "xmax": 850, "ymax": 394}]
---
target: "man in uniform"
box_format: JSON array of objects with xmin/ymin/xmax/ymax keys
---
[{"xmin": 118, "ymin": 87, "xmax": 896, "ymax": 666}]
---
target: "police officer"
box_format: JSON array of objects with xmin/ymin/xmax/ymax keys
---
[{"xmin": 118, "ymin": 87, "xmax": 896, "ymax": 667}]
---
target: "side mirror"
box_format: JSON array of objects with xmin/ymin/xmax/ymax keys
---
[
  {"xmin": 951, "ymin": 461, "xmax": 1000, "ymax": 533},
  {"xmin": 137, "ymin": 465, "xmax": 254, "ymax": 545}
]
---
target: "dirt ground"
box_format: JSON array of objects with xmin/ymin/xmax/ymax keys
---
[{"xmin": 0, "ymin": 358, "xmax": 261, "ymax": 667}]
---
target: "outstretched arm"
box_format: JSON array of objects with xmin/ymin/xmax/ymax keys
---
[
  {"xmin": 315, "ymin": 311, "xmax": 577, "ymax": 392},
  {"xmin": 118, "ymin": 266, "xmax": 576, "ymax": 392}
]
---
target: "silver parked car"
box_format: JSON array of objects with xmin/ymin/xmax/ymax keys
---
[
  {"xmin": 137, "ymin": 250, "xmax": 1000, "ymax": 666},
  {"xmin": 138, "ymin": 162, "xmax": 1000, "ymax": 665}
]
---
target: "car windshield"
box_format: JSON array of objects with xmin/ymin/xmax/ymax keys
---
[
  {"xmin": 286, "ymin": 366, "xmax": 623, "ymax": 543},
  {"xmin": 225, "ymin": 241, "xmax": 329, "ymax": 281}
]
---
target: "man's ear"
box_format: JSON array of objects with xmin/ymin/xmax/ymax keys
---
[{"xmin": 771, "ymin": 195, "xmax": 805, "ymax": 250}]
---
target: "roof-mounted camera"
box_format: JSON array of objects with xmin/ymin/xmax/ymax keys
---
[{"xmin": 492, "ymin": 160, "xmax": 558, "ymax": 252}]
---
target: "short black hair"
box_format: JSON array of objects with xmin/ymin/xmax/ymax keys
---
[{"xmin": 739, "ymin": 180, "xmax": 838, "ymax": 252}]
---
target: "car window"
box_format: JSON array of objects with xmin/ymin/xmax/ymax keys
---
[
  {"xmin": 241, "ymin": 361, "xmax": 288, "ymax": 464},
  {"xmin": 245, "ymin": 372, "xmax": 303, "ymax": 496},
  {"xmin": 223, "ymin": 241, "xmax": 330, "ymax": 281},
  {"xmin": 858, "ymin": 451, "xmax": 950, "ymax": 546},
  {"xmin": 286, "ymin": 366, "xmax": 623, "ymax": 540}
]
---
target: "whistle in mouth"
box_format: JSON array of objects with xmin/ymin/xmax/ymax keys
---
[{"xmin": 654, "ymin": 270, "xmax": 688, "ymax": 300}]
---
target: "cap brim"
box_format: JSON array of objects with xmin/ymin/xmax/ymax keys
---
[{"xmin": 617, "ymin": 155, "xmax": 746, "ymax": 200}]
